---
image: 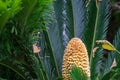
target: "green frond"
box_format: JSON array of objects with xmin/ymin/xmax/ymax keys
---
[
  {"xmin": 0, "ymin": 0, "xmax": 53, "ymax": 79},
  {"xmin": 83, "ymin": 0, "xmax": 111, "ymax": 79},
  {"xmin": 82, "ymin": 0, "xmax": 97, "ymax": 55},
  {"xmin": 96, "ymin": 0, "xmax": 111, "ymax": 40},
  {"xmin": 101, "ymin": 25, "xmax": 120, "ymax": 80},
  {"xmin": 95, "ymin": 0, "xmax": 112, "ymax": 79},
  {"xmin": 38, "ymin": 2, "xmax": 66, "ymax": 79},
  {"xmin": 65, "ymin": 0, "xmax": 87, "ymax": 40},
  {"xmin": 65, "ymin": 0, "xmax": 75, "ymax": 39},
  {"xmin": 113, "ymin": 27, "xmax": 120, "ymax": 66},
  {"xmin": 0, "ymin": 0, "xmax": 22, "ymax": 31},
  {"xmin": 102, "ymin": 67, "xmax": 120, "ymax": 80},
  {"xmin": 39, "ymin": 28, "xmax": 62, "ymax": 79},
  {"xmin": 0, "ymin": 59, "xmax": 27, "ymax": 80},
  {"xmin": 72, "ymin": 0, "xmax": 87, "ymax": 38},
  {"xmin": 53, "ymin": 0, "xmax": 65, "ymax": 46},
  {"xmin": 69, "ymin": 66, "xmax": 88, "ymax": 80}
]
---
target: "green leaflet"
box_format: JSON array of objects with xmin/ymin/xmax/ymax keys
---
[{"xmin": 69, "ymin": 66, "xmax": 88, "ymax": 80}]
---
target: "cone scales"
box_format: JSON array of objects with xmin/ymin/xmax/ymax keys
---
[{"xmin": 62, "ymin": 38, "xmax": 90, "ymax": 80}]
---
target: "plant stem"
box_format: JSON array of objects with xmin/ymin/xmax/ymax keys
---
[
  {"xmin": 71, "ymin": 0, "xmax": 76, "ymax": 37},
  {"xmin": 90, "ymin": 6, "xmax": 99, "ymax": 66},
  {"xmin": 116, "ymin": 49, "xmax": 120, "ymax": 55}
]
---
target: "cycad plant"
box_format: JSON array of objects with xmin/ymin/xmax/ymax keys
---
[
  {"xmin": 0, "ymin": 0, "xmax": 120, "ymax": 80},
  {"xmin": 0, "ymin": 0, "xmax": 52, "ymax": 80}
]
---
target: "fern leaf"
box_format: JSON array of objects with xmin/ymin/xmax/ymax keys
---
[{"xmin": 83, "ymin": 0, "xmax": 111, "ymax": 79}]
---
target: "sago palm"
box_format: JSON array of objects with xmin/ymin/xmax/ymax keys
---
[{"xmin": 0, "ymin": 0, "xmax": 120, "ymax": 80}]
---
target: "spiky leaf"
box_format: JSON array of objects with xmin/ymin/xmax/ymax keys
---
[{"xmin": 69, "ymin": 66, "xmax": 88, "ymax": 80}]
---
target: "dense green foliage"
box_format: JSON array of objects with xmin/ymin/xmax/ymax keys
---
[
  {"xmin": 0, "ymin": 0, "xmax": 120, "ymax": 80},
  {"xmin": 0, "ymin": 0, "xmax": 52, "ymax": 80}
]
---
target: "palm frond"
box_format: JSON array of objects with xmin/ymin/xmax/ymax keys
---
[
  {"xmin": 0, "ymin": 59, "xmax": 28, "ymax": 80},
  {"xmin": 95, "ymin": 0, "xmax": 112, "ymax": 79},
  {"xmin": 17, "ymin": 0, "xmax": 38, "ymax": 26},
  {"xmin": 38, "ymin": 1, "xmax": 65, "ymax": 79},
  {"xmin": 82, "ymin": 0, "xmax": 97, "ymax": 55},
  {"xmin": 83, "ymin": 0, "xmax": 111, "ymax": 79},
  {"xmin": 65, "ymin": 0, "xmax": 87, "ymax": 40},
  {"xmin": 53, "ymin": 0, "xmax": 65, "ymax": 72},
  {"xmin": 102, "ymin": 67, "xmax": 120, "ymax": 80},
  {"xmin": 100, "ymin": 29, "xmax": 120, "ymax": 80},
  {"xmin": 112, "ymin": 27, "xmax": 120, "ymax": 66},
  {"xmin": 65, "ymin": 0, "xmax": 75, "ymax": 39},
  {"xmin": 69, "ymin": 66, "xmax": 88, "ymax": 80},
  {"xmin": 53, "ymin": 0, "xmax": 64, "ymax": 37},
  {"xmin": 0, "ymin": 0, "xmax": 53, "ymax": 79},
  {"xmin": 0, "ymin": 0, "xmax": 22, "ymax": 31},
  {"xmin": 72, "ymin": 0, "xmax": 87, "ymax": 38}
]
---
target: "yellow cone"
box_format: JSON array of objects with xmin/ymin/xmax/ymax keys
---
[{"xmin": 62, "ymin": 38, "xmax": 90, "ymax": 80}]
